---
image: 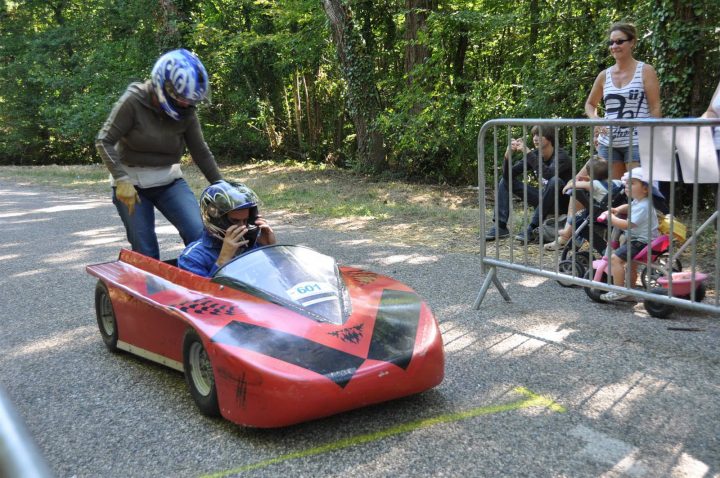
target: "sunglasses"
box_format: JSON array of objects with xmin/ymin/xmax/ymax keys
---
[{"xmin": 606, "ymin": 38, "xmax": 632, "ymax": 46}]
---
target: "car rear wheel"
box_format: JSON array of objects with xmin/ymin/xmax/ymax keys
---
[
  {"xmin": 183, "ymin": 329, "xmax": 220, "ymax": 417},
  {"xmin": 95, "ymin": 281, "xmax": 119, "ymax": 352}
]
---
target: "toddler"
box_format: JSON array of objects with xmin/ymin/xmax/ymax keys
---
[{"xmin": 600, "ymin": 167, "xmax": 658, "ymax": 302}]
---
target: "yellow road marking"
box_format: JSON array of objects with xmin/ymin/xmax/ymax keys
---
[{"xmin": 201, "ymin": 386, "xmax": 565, "ymax": 478}]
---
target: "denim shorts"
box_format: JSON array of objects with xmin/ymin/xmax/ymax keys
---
[
  {"xmin": 597, "ymin": 144, "xmax": 640, "ymax": 164},
  {"xmin": 614, "ymin": 240, "xmax": 647, "ymax": 261}
]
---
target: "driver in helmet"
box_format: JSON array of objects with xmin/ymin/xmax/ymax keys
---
[
  {"xmin": 96, "ymin": 49, "xmax": 223, "ymax": 260},
  {"xmin": 178, "ymin": 180, "xmax": 277, "ymax": 277}
]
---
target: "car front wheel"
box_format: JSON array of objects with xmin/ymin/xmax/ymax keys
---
[{"xmin": 183, "ymin": 329, "xmax": 220, "ymax": 417}]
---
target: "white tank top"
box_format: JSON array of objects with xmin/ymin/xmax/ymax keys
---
[{"xmin": 598, "ymin": 61, "xmax": 647, "ymax": 148}]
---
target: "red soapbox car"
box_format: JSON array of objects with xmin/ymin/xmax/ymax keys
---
[{"xmin": 86, "ymin": 246, "xmax": 444, "ymax": 428}]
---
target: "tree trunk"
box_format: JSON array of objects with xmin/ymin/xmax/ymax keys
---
[
  {"xmin": 156, "ymin": 0, "xmax": 182, "ymax": 51},
  {"xmin": 403, "ymin": 0, "xmax": 432, "ymax": 75},
  {"xmin": 294, "ymin": 69, "xmax": 303, "ymax": 152},
  {"xmin": 453, "ymin": 26, "xmax": 469, "ymax": 90},
  {"xmin": 302, "ymin": 73, "xmax": 317, "ymax": 148},
  {"xmin": 321, "ymin": 0, "xmax": 386, "ymax": 172},
  {"xmin": 529, "ymin": 0, "xmax": 538, "ymax": 48}
]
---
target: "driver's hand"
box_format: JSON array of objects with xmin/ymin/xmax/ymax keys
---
[
  {"xmin": 254, "ymin": 215, "xmax": 277, "ymax": 246},
  {"xmin": 216, "ymin": 224, "xmax": 250, "ymax": 267},
  {"xmin": 116, "ymin": 180, "xmax": 140, "ymax": 215}
]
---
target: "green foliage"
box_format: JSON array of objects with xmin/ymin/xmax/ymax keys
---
[
  {"xmin": 0, "ymin": 0, "xmax": 158, "ymax": 163},
  {"xmin": 0, "ymin": 0, "xmax": 718, "ymax": 195},
  {"xmin": 648, "ymin": 0, "xmax": 720, "ymax": 117}
]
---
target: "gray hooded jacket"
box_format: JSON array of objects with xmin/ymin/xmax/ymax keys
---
[{"xmin": 96, "ymin": 81, "xmax": 222, "ymax": 185}]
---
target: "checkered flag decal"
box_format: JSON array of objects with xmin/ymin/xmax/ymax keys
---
[{"xmin": 176, "ymin": 299, "xmax": 236, "ymax": 316}]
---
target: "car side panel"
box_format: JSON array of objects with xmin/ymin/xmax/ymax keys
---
[{"xmin": 210, "ymin": 302, "xmax": 444, "ymax": 428}]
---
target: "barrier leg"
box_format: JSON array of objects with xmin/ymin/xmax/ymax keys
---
[{"xmin": 473, "ymin": 266, "xmax": 512, "ymax": 309}]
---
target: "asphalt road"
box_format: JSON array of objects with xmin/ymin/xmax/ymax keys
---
[{"xmin": 1, "ymin": 178, "xmax": 719, "ymax": 478}]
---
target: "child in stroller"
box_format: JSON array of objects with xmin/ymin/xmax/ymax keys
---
[
  {"xmin": 545, "ymin": 156, "xmax": 622, "ymax": 252},
  {"xmin": 549, "ymin": 157, "xmax": 625, "ymax": 285}
]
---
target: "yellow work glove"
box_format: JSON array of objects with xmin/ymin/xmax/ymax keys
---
[{"xmin": 116, "ymin": 180, "xmax": 140, "ymax": 215}]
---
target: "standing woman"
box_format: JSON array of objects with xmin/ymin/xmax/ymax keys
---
[
  {"xmin": 701, "ymin": 79, "xmax": 720, "ymax": 220},
  {"xmin": 585, "ymin": 22, "xmax": 662, "ymax": 180},
  {"xmin": 96, "ymin": 49, "xmax": 223, "ymax": 259},
  {"xmin": 701, "ymin": 79, "xmax": 720, "ymax": 152}
]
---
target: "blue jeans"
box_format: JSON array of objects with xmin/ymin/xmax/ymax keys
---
[
  {"xmin": 112, "ymin": 178, "xmax": 203, "ymax": 259},
  {"xmin": 597, "ymin": 144, "xmax": 640, "ymax": 164},
  {"xmin": 495, "ymin": 176, "xmax": 568, "ymax": 230}
]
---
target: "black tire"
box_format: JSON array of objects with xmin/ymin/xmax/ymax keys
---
[
  {"xmin": 95, "ymin": 281, "xmax": 119, "ymax": 352},
  {"xmin": 557, "ymin": 244, "xmax": 593, "ymax": 288},
  {"xmin": 183, "ymin": 329, "xmax": 220, "ymax": 417},
  {"xmin": 640, "ymin": 255, "xmax": 682, "ymax": 289},
  {"xmin": 556, "ymin": 259, "xmax": 586, "ymax": 288},
  {"xmin": 644, "ymin": 288, "xmax": 675, "ymax": 319},
  {"xmin": 584, "ymin": 269, "xmax": 608, "ymax": 303},
  {"xmin": 560, "ymin": 242, "xmax": 593, "ymax": 264}
]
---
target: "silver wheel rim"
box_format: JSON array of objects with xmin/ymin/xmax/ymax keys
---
[
  {"xmin": 189, "ymin": 342, "xmax": 213, "ymax": 396},
  {"xmin": 99, "ymin": 293, "xmax": 115, "ymax": 336}
]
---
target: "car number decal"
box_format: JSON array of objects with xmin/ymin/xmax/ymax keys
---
[{"xmin": 287, "ymin": 281, "xmax": 336, "ymax": 306}]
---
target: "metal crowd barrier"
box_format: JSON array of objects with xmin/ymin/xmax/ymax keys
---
[
  {"xmin": 0, "ymin": 387, "xmax": 53, "ymax": 478},
  {"xmin": 473, "ymin": 118, "xmax": 720, "ymax": 319}
]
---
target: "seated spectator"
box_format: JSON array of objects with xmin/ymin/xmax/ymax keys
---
[
  {"xmin": 545, "ymin": 156, "xmax": 622, "ymax": 250},
  {"xmin": 485, "ymin": 126, "xmax": 573, "ymax": 242},
  {"xmin": 600, "ymin": 167, "xmax": 659, "ymax": 302},
  {"xmin": 178, "ymin": 180, "xmax": 277, "ymax": 277}
]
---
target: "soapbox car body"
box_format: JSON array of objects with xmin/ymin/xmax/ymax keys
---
[{"xmin": 86, "ymin": 246, "xmax": 444, "ymax": 428}]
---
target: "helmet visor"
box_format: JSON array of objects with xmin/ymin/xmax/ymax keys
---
[{"xmin": 164, "ymin": 81, "xmax": 198, "ymax": 108}]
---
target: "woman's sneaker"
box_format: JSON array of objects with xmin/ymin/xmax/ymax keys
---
[{"xmin": 544, "ymin": 235, "xmax": 569, "ymax": 251}]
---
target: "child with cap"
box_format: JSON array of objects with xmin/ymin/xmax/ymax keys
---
[{"xmin": 600, "ymin": 166, "xmax": 659, "ymax": 302}]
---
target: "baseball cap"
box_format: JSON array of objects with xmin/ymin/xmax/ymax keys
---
[{"xmin": 621, "ymin": 167, "xmax": 648, "ymax": 185}]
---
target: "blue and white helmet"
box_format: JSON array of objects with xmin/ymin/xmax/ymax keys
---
[
  {"xmin": 200, "ymin": 180, "xmax": 259, "ymax": 240},
  {"xmin": 150, "ymin": 49, "xmax": 210, "ymax": 120}
]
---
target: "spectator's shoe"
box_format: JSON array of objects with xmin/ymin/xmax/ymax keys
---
[
  {"xmin": 544, "ymin": 235, "xmax": 569, "ymax": 251},
  {"xmin": 515, "ymin": 227, "xmax": 538, "ymax": 243},
  {"xmin": 600, "ymin": 291, "xmax": 634, "ymax": 302},
  {"xmin": 485, "ymin": 226, "xmax": 510, "ymax": 241}
]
